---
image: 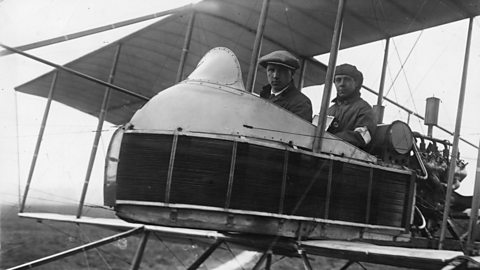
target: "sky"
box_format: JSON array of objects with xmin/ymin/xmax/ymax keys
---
[
  {"xmin": 0, "ymin": 0, "xmax": 199, "ymax": 209},
  {"xmin": 0, "ymin": 0, "xmax": 479, "ymax": 211}
]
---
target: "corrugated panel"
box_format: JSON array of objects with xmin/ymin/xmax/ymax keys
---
[
  {"xmin": 116, "ymin": 133, "xmax": 413, "ymax": 227},
  {"xmin": 116, "ymin": 133, "xmax": 172, "ymax": 202},
  {"xmin": 230, "ymin": 143, "xmax": 285, "ymax": 213},
  {"xmin": 15, "ymin": 0, "xmax": 480, "ymax": 124},
  {"xmin": 284, "ymin": 153, "xmax": 329, "ymax": 217},
  {"xmin": 170, "ymin": 136, "xmax": 232, "ymax": 207}
]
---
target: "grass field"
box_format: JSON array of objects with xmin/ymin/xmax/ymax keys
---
[{"xmin": 1, "ymin": 204, "xmax": 412, "ymax": 269}]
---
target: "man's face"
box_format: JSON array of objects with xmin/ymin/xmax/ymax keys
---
[
  {"xmin": 334, "ymin": 75, "xmax": 356, "ymax": 99},
  {"xmin": 266, "ymin": 64, "xmax": 293, "ymax": 91}
]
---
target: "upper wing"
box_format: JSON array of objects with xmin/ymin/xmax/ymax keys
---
[{"xmin": 14, "ymin": 0, "xmax": 480, "ymax": 124}]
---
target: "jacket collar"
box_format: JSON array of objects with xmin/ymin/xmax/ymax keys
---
[
  {"xmin": 331, "ymin": 91, "xmax": 361, "ymax": 105},
  {"xmin": 261, "ymin": 81, "xmax": 297, "ymax": 98}
]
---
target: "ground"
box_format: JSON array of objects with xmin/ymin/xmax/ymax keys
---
[{"xmin": 1, "ymin": 204, "xmax": 413, "ymax": 269}]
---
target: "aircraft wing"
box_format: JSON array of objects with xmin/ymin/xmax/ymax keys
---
[
  {"xmin": 19, "ymin": 212, "xmax": 480, "ymax": 269},
  {"xmin": 19, "ymin": 212, "xmax": 225, "ymax": 241},
  {"xmin": 300, "ymin": 240, "xmax": 473, "ymax": 270},
  {"xmin": 13, "ymin": 0, "xmax": 480, "ymax": 125}
]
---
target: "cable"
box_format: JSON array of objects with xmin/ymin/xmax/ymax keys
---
[
  {"xmin": 152, "ymin": 232, "xmax": 187, "ymax": 268},
  {"xmin": 80, "ymin": 228, "xmax": 114, "ymax": 270},
  {"xmin": 385, "ymin": 31, "xmax": 424, "ymax": 98},
  {"xmin": 14, "ymin": 90, "xmax": 22, "ymax": 208},
  {"xmin": 391, "ymin": 38, "xmax": 425, "ymax": 131},
  {"xmin": 224, "ymin": 242, "xmax": 246, "ymax": 270}
]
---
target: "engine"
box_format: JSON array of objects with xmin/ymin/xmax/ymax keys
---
[
  {"xmin": 369, "ymin": 120, "xmax": 469, "ymax": 237},
  {"xmin": 412, "ymin": 133, "xmax": 468, "ymax": 236}
]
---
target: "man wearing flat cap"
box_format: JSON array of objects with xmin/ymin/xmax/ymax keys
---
[
  {"xmin": 258, "ymin": 50, "xmax": 313, "ymax": 122},
  {"xmin": 327, "ymin": 63, "xmax": 376, "ymax": 148}
]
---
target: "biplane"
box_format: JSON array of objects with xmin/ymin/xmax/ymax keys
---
[{"xmin": 2, "ymin": 0, "xmax": 480, "ymax": 269}]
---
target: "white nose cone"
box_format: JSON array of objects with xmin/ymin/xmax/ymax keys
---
[{"xmin": 186, "ymin": 47, "xmax": 246, "ymax": 91}]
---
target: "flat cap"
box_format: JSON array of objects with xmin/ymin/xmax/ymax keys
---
[
  {"xmin": 335, "ymin": 63, "xmax": 363, "ymax": 90},
  {"xmin": 258, "ymin": 50, "xmax": 300, "ymax": 70}
]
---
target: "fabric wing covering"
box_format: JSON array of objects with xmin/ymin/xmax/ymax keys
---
[{"xmin": 15, "ymin": 0, "xmax": 480, "ymax": 125}]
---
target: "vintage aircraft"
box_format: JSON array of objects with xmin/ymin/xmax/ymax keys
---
[{"xmin": 3, "ymin": 0, "xmax": 480, "ymax": 269}]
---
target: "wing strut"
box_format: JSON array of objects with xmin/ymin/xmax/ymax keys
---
[
  {"xmin": 187, "ymin": 240, "xmax": 224, "ymax": 270},
  {"xmin": 252, "ymin": 249, "xmax": 272, "ymax": 270},
  {"xmin": 76, "ymin": 43, "xmax": 122, "ymax": 218},
  {"xmin": 439, "ymin": 16, "xmax": 474, "ymax": 250},
  {"xmin": 373, "ymin": 37, "xmax": 390, "ymax": 124},
  {"xmin": 19, "ymin": 71, "xmax": 57, "ymax": 213},
  {"xmin": 298, "ymin": 248, "xmax": 313, "ymax": 270},
  {"xmin": 130, "ymin": 231, "xmax": 150, "ymax": 270},
  {"xmin": 313, "ymin": 0, "xmax": 346, "ymax": 152},
  {"xmin": 339, "ymin": 261, "xmax": 355, "ymax": 270},
  {"xmin": 467, "ymin": 138, "xmax": 480, "ymax": 254},
  {"xmin": 7, "ymin": 226, "xmax": 144, "ymax": 270},
  {"xmin": 297, "ymin": 58, "xmax": 308, "ymax": 90},
  {"xmin": 176, "ymin": 9, "xmax": 196, "ymax": 83},
  {"xmin": 246, "ymin": 0, "xmax": 270, "ymax": 93}
]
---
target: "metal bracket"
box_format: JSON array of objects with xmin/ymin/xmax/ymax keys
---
[
  {"xmin": 226, "ymin": 214, "xmax": 235, "ymax": 227},
  {"xmin": 278, "ymin": 219, "xmax": 285, "ymax": 232},
  {"xmin": 170, "ymin": 208, "xmax": 178, "ymax": 223}
]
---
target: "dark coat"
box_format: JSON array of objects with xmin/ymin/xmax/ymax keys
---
[
  {"xmin": 327, "ymin": 92, "xmax": 376, "ymax": 148},
  {"xmin": 260, "ymin": 82, "xmax": 313, "ymax": 122}
]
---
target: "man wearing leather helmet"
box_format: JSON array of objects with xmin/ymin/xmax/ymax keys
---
[
  {"xmin": 327, "ymin": 63, "xmax": 376, "ymax": 148},
  {"xmin": 258, "ymin": 50, "xmax": 313, "ymax": 122}
]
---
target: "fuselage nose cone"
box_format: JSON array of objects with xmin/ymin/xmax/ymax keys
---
[{"xmin": 186, "ymin": 47, "xmax": 246, "ymax": 91}]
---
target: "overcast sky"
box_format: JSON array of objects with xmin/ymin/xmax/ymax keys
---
[{"xmin": 1, "ymin": 0, "xmax": 479, "ymax": 210}]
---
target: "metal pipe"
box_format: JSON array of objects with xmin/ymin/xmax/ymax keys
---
[
  {"xmin": 324, "ymin": 159, "xmax": 333, "ymax": 219},
  {"xmin": 299, "ymin": 248, "xmax": 313, "ymax": 270},
  {"xmin": 427, "ymin": 126, "xmax": 434, "ymax": 138},
  {"xmin": 0, "ymin": 4, "xmax": 194, "ymax": 57},
  {"xmin": 363, "ymin": 85, "xmax": 417, "ymax": 118},
  {"xmin": 187, "ymin": 240, "xmax": 223, "ymax": 270},
  {"xmin": 77, "ymin": 44, "xmax": 122, "ymax": 218},
  {"xmin": 225, "ymin": 141, "xmax": 237, "ymax": 209},
  {"xmin": 20, "ymin": 71, "xmax": 58, "ymax": 213},
  {"xmin": 176, "ymin": 10, "xmax": 196, "ymax": 83},
  {"xmin": 377, "ymin": 38, "xmax": 390, "ymax": 107},
  {"xmin": 130, "ymin": 231, "xmax": 150, "ymax": 270},
  {"xmin": 313, "ymin": 0, "xmax": 346, "ymax": 152},
  {"xmin": 363, "ymin": 85, "xmax": 478, "ymax": 150},
  {"xmin": 279, "ymin": 150, "xmax": 289, "ymax": 214},
  {"xmin": 0, "ymin": 43, "xmax": 149, "ymax": 101},
  {"xmin": 467, "ymin": 138, "xmax": 480, "ymax": 254},
  {"xmin": 252, "ymin": 250, "xmax": 270, "ymax": 270},
  {"xmin": 165, "ymin": 132, "xmax": 179, "ymax": 204},
  {"xmin": 14, "ymin": 93, "xmax": 22, "ymax": 207},
  {"xmin": 439, "ymin": 17, "xmax": 474, "ymax": 250},
  {"xmin": 365, "ymin": 168, "xmax": 374, "ymax": 224},
  {"xmin": 374, "ymin": 38, "xmax": 390, "ymax": 123},
  {"xmin": 246, "ymin": 0, "xmax": 270, "ymax": 93},
  {"xmin": 9, "ymin": 226, "xmax": 144, "ymax": 270},
  {"xmin": 266, "ymin": 251, "xmax": 272, "ymax": 270},
  {"xmin": 297, "ymin": 58, "xmax": 307, "ymax": 90}
]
